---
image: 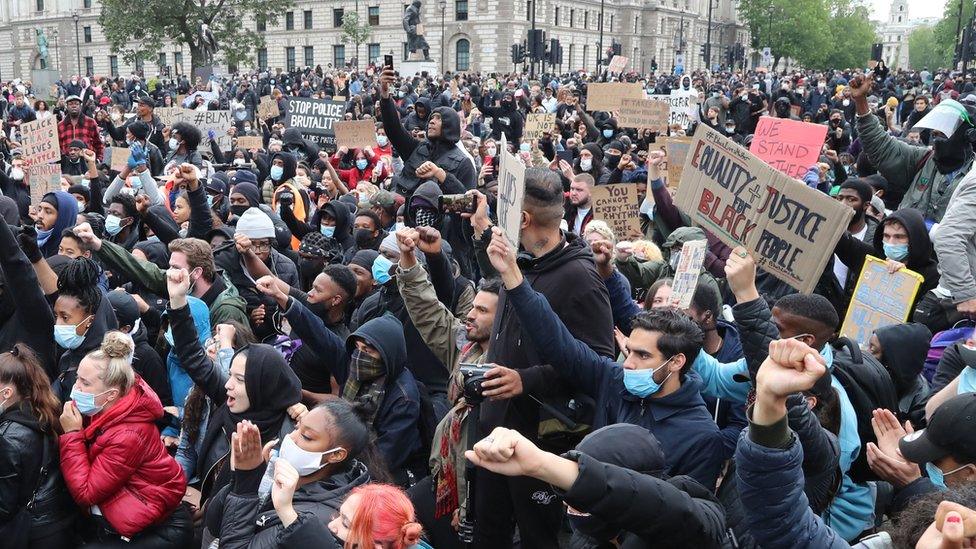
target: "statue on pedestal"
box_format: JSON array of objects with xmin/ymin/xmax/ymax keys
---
[
  {"xmin": 403, "ymin": 0, "xmax": 430, "ymax": 61},
  {"xmin": 33, "ymin": 28, "xmax": 50, "ymax": 69}
]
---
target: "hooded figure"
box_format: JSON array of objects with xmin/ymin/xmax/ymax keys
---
[
  {"xmin": 403, "ymin": 97, "xmax": 432, "ymax": 132},
  {"xmin": 381, "ymin": 95, "xmax": 476, "ymax": 196},
  {"xmin": 576, "ymin": 143, "xmax": 610, "ymax": 184},
  {"xmin": 479, "ymin": 90, "xmax": 525, "ymax": 144},
  {"xmin": 161, "ymin": 295, "xmax": 211, "ymax": 441},
  {"xmin": 37, "ymin": 191, "xmax": 80, "ymax": 258},
  {"xmin": 873, "ymin": 323, "xmax": 931, "ymax": 427},
  {"xmin": 281, "ymin": 127, "xmax": 319, "ymax": 166},
  {"xmin": 52, "ymin": 292, "xmax": 120, "ymax": 403}
]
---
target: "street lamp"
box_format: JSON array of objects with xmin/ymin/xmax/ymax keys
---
[
  {"xmin": 438, "ymin": 0, "xmax": 446, "ymax": 73},
  {"xmin": 72, "ymin": 12, "xmax": 81, "ymax": 77}
]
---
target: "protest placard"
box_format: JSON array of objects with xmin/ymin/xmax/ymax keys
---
[
  {"xmin": 648, "ymin": 94, "xmax": 694, "ymax": 129},
  {"xmin": 750, "ymin": 117, "xmax": 828, "ymax": 179},
  {"xmin": 585, "ymin": 83, "xmax": 645, "ymax": 112},
  {"xmin": 665, "ymin": 137, "xmax": 693, "ymax": 190},
  {"xmin": 21, "ymin": 116, "xmax": 60, "ymax": 165},
  {"xmin": 334, "ymin": 120, "xmax": 378, "ymax": 149},
  {"xmin": 667, "ymin": 240, "xmax": 707, "ymax": 309},
  {"xmin": 523, "ymin": 113, "xmax": 557, "ymax": 141},
  {"xmin": 673, "ymin": 125, "xmax": 854, "ymax": 294},
  {"xmin": 840, "ymin": 256, "xmax": 924, "ymax": 346},
  {"xmin": 258, "ymin": 96, "xmax": 280, "ymax": 120},
  {"xmin": 591, "ymin": 184, "xmax": 642, "ymax": 240},
  {"xmin": 496, "ymin": 135, "xmax": 526, "ymax": 247},
  {"xmin": 235, "ymin": 136, "xmax": 263, "ymax": 150},
  {"xmin": 26, "ymin": 162, "xmax": 62, "ymax": 205},
  {"xmin": 285, "ymin": 97, "xmax": 346, "ymax": 152},
  {"xmin": 155, "ymin": 107, "xmax": 181, "ymax": 126},
  {"xmin": 607, "ymin": 56, "xmax": 629, "ymax": 74},
  {"xmin": 107, "ymin": 147, "xmax": 131, "ymax": 172},
  {"xmin": 617, "ymin": 99, "xmax": 670, "ymax": 133}
]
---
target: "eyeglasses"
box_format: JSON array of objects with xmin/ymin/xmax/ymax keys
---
[{"xmin": 252, "ymin": 242, "xmax": 272, "ymax": 252}]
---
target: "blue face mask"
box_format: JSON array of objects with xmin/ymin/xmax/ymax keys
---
[
  {"xmin": 602, "ymin": 129, "xmax": 614, "ymax": 138},
  {"xmin": 206, "ymin": 195, "xmax": 214, "ymax": 208},
  {"xmin": 926, "ymin": 462, "xmax": 969, "ymax": 490},
  {"xmin": 372, "ymin": 255, "xmax": 394, "ymax": 285},
  {"xmin": 622, "ymin": 357, "xmax": 673, "ymax": 398},
  {"xmin": 356, "ymin": 159, "xmax": 369, "ymax": 171},
  {"xmin": 54, "ymin": 320, "xmax": 89, "ymax": 350},
  {"xmin": 377, "ymin": 135, "xmax": 389, "ymax": 147},
  {"xmin": 519, "ymin": 143, "xmax": 531, "ymax": 153},
  {"xmin": 320, "ymin": 225, "xmax": 336, "ymax": 238},
  {"xmin": 104, "ymin": 214, "xmax": 124, "ymax": 236},
  {"xmin": 883, "ymin": 242, "xmax": 909, "ymax": 261},
  {"xmin": 70, "ymin": 387, "xmax": 112, "ymax": 416},
  {"xmin": 130, "ymin": 177, "xmax": 143, "ymax": 190},
  {"xmin": 270, "ymin": 165, "xmax": 284, "ymax": 181}
]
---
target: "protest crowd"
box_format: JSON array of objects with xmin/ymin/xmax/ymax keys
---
[{"xmin": 5, "ymin": 53, "xmax": 976, "ymax": 548}]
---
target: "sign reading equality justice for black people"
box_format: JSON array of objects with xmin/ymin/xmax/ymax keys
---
[
  {"xmin": 284, "ymin": 98, "xmax": 346, "ymax": 151},
  {"xmin": 674, "ymin": 125, "xmax": 854, "ymax": 294}
]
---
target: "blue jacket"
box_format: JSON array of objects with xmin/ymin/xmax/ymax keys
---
[
  {"xmin": 162, "ymin": 295, "xmax": 211, "ymax": 439},
  {"xmin": 284, "ymin": 297, "xmax": 421, "ymax": 473},
  {"xmin": 506, "ymin": 281, "xmax": 725, "ymax": 488}
]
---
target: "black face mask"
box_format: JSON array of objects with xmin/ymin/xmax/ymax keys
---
[
  {"xmin": 932, "ymin": 128, "xmax": 973, "ymax": 175},
  {"xmin": 830, "ymin": 119, "xmax": 842, "ymax": 127},
  {"xmin": 230, "ymin": 204, "xmax": 249, "ymax": 217},
  {"xmin": 605, "ymin": 154, "xmax": 620, "ymax": 170},
  {"xmin": 354, "ymin": 228, "xmax": 377, "ymax": 249}
]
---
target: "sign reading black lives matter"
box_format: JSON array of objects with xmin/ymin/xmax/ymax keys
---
[
  {"xmin": 285, "ymin": 98, "xmax": 346, "ymax": 152},
  {"xmin": 674, "ymin": 125, "xmax": 853, "ymax": 294}
]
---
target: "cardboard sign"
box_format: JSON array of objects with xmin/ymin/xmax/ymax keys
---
[
  {"xmin": 285, "ymin": 97, "xmax": 346, "ymax": 152},
  {"xmin": 673, "ymin": 125, "xmax": 854, "ymax": 294},
  {"xmin": 107, "ymin": 146, "xmax": 131, "ymax": 172},
  {"xmin": 236, "ymin": 136, "xmax": 263, "ymax": 150},
  {"xmin": 26, "ymin": 162, "xmax": 62, "ymax": 205},
  {"xmin": 585, "ymin": 83, "xmax": 644, "ymax": 112},
  {"xmin": 750, "ymin": 117, "xmax": 828, "ymax": 179},
  {"xmin": 258, "ymin": 96, "xmax": 279, "ymax": 120},
  {"xmin": 665, "ymin": 137, "xmax": 693, "ymax": 190},
  {"xmin": 668, "ymin": 239, "xmax": 707, "ymax": 309},
  {"xmin": 21, "ymin": 116, "xmax": 60, "ymax": 165},
  {"xmin": 160, "ymin": 109, "xmax": 233, "ymax": 150},
  {"xmin": 523, "ymin": 113, "xmax": 557, "ymax": 141},
  {"xmin": 591, "ymin": 184, "xmax": 642, "ymax": 240},
  {"xmin": 617, "ymin": 99, "xmax": 670, "ymax": 133},
  {"xmin": 840, "ymin": 256, "xmax": 923, "ymax": 346},
  {"xmin": 607, "ymin": 56, "xmax": 629, "ymax": 74},
  {"xmin": 648, "ymin": 94, "xmax": 694, "ymax": 129},
  {"xmin": 334, "ymin": 120, "xmax": 378, "ymax": 149},
  {"xmin": 155, "ymin": 107, "xmax": 182, "ymax": 126},
  {"xmin": 496, "ymin": 135, "xmax": 526, "ymax": 247}
]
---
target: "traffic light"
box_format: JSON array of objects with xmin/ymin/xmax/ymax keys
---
[
  {"xmin": 547, "ymin": 38, "xmax": 561, "ymax": 65},
  {"xmin": 700, "ymin": 44, "xmax": 710, "ymax": 62},
  {"xmin": 511, "ymin": 44, "xmax": 520, "ymax": 64},
  {"xmin": 650, "ymin": 57, "xmax": 658, "ymax": 71},
  {"xmin": 528, "ymin": 29, "xmax": 545, "ymax": 61}
]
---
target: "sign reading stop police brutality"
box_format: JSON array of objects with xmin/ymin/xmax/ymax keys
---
[
  {"xmin": 285, "ymin": 97, "xmax": 345, "ymax": 151},
  {"xmin": 21, "ymin": 116, "xmax": 60, "ymax": 165},
  {"xmin": 750, "ymin": 117, "xmax": 828, "ymax": 179},
  {"xmin": 674, "ymin": 126, "xmax": 853, "ymax": 294},
  {"xmin": 496, "ymin": 135, "xmax": 526, "ymax": 247}
]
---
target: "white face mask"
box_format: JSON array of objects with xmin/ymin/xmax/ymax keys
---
[
  {"xmin": 9, "ymin": 167, "xmax": 24, "ymax": 180},
  {"xmin": 580, "ymin": 158, "xmax": 592, "ymax": 171},
  {"xmin": 278, "ymin": 434, "xmax": 342, "ymax": 476}
]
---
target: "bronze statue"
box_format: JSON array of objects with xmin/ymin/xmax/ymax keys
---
[{"xmin": 403, "ymin": 0, "xmax": 430, "ymax": 61}]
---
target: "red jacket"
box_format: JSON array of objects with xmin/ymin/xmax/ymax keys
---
[{"xmin": 59, "ymin": 377, "xmax": 185, "ymax": 537}]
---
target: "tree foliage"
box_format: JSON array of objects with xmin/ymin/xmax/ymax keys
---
[
  {"xmin": 909, "ymin": 26, "xmax": 949, "ymax": 70},
  {"xmin": 340, "ymin": 11, "xmax": 372, "ymax": 67},
  {"xmin": 824, "ymin": 0, "xmax": 877, "ymax": 70},
  {"xmin": 98, "ymin": 0, "xmax": 292, "ymax": 73},
  {"xmin": 932, "ymin": 0, "xmax": 973, "ymax": 65}
]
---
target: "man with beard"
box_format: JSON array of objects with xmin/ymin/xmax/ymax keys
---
[
  {"xmin": 565, "ymin": 173, "xmax": 593, "ymax": 235},
  {"xmin": 58, "ymin": 95, "xmax": 103, "ymax": 161},
  {"xmin": 852, "ymin": 74, "xmax": 976, "ymax": 221},
  {"xmin": 97, "ymin": 96, "xmax": 166, "ymax": 152}
]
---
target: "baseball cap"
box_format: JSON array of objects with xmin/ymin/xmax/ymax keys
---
[
  {"xmin": 136, "ymin": 96, "xmax": 157, "ymax": 108},
  {"xmin": 900, "ymin": 392, "xmax": 976, "ymax": 464},
  {"xmin": 65, "ymin": 95, "xmax": 82, "ymax": 103}
]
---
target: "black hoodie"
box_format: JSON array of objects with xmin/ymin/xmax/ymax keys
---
[
  {"xmin": 269, "ymin": 151, "xmax": 299, "ymax": 186},
  {"xmin": 875, "ymin": 323, "xmax": 931, "ymax": 427},
  {"xmin": 281, "ymin": 127, "xmax": 319, "ymax": 166},
  {"xmin": 52, "ymin": 294, "xmax": 119, "ymax": 402},
  {"xmin": 403, "ymin": 97, "xmax": 431, "ymax": 132}
]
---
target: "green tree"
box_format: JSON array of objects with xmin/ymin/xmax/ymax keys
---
[
  {"xmin": 340, "ymin": 11, "xmax": 372, "ymax": 68},
  {"xmin": 824, "ymin": 0, "xmax": 878, "ymax": 69},
  {"xmin": 909, "ymin": 26, "xmax": 949, "ymax": 70},
  {"xmin": 933, "ymin": 0, "xmax": 973, "ymax": 66},
  {"xmin": 99, "ymin": 0, "xmax": 291, "ymax": 74},
  {"xmin": 737, "ymin": 0, "xmax": 832, "ymax": 70}
]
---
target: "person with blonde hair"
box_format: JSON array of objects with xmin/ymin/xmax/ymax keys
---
[
  {"xmin": 582, "ymin": 219, "xmax": 616, "ymax": 246},
  {"xmin": 58, "ymin": 331, "xmax": 190, "ymax": 547}
]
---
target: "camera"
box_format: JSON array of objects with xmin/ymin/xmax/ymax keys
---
[
  {"xmin": 439, "ymin": 193, "xmax": 476, "ymax": 215},
  {"xmin": 459, "ymin": 363, "xmax": 490, "ymax": 403}
]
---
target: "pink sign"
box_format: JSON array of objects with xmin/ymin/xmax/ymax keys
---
[{"xmin": 749, "ymin": 116, "xmax": 827, "ymax": 180}]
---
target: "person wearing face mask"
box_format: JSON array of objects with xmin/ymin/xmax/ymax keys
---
[
  {"xmin": 99, "ymin": 96, "xmax": 167, "ymax": 153},
  {"xmin": 210, "ymin": 399, "xmax": 375, "ymax": 548},
  {"xmin": 0, "ymin": 344, "xmax": 77, "ymax": 548},
  {"xmin": 106, "ymin": 289, "xmax": 173, "ymax": 411},
  {"xmin": 163, "ymin": 121, "xmax": 205, "ymax": 172},
  {"xmin": 280, "ymin": 127, "xmax": 320, "ymax": 166},
  {"xmin": 826, "ymin": 109, "xmax": 852, "ymax": 154},
  {"xmin": 268, "ymin": 152, "xmax": 309, "ymax": 250},
  {"xmin": 479, "ymin": 90, "xmax": 525, "ymax": 146},
  {"xmin": 575, "ymin": 143, "xmax": 610, "ymax": 183},
  {"xmin": 852, "ymin": 74, "xmax": 976, "ymax": 221},
  {"xmin": 336, "ymin": 149, "xmax": 388, "ymax": 190},
  {"xmin": 373, "ymin": 127, "xmax": 393, "ymax": 157},
  {"xmin": 806, "ymin": 79, "xmax": 832, "ymax": 114},
  {"xmin": 865, "ymin": 323, "xmax": 932, "ymax": 430},
  {"xmin": 58, "ymin": 331, "xmax": 191, "ymax": 546},
  {"xmin": 352, "ymin": 210, "xmax": 386, "ymax": 254},
  {"xmin": 486, "ymin": 230, "xmax": 725, "ymax": 488}
]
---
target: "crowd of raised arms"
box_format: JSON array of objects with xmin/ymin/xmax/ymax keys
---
[{"xmin": 2, "ymin": 57, "xmax": 976, "ymax": 548}]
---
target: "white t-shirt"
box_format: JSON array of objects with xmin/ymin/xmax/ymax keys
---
[
  {"xmin": 833, "ymin": 224, "xmax": 868, "ymax": 285},
  {"xmin": 573, "ymin": 206, "xmax": 591, "ymax": 235}
]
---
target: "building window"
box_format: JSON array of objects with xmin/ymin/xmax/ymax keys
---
[
  {"xmin": 526, "ymin": 1, "xmax": 532, "ymax": 21},
  {"xmin": 634, "ymin": 16, "xmax": 638, "ymax": 33},
  {"xmin": 583, "ymin": 44, "xmax": 589, "ymax": 70},
  {"xmin": 35, "ymin": 0, "xmax": 43, "ymax": 12},
  {"xmin": 286, "ymin": 11, "xmax": 294, "ymax": 30},
  {"xmin": 109, "ymin": 55, "xmax": 118, "ymax": 76},
  {"xmin": 83, "ymin": 26, "xmax": 92, "ymax": 43},
  {"xmin": 85, "ymin": 56, "xmax": 94, "ymax": 76},
  {"xmin": 257, "ymin": 15, "xmax": 266, "ymax": 32},
  {"xmin": 554, "ymin": 6, "xmax": 559, "ymax": 26},
  {"xmin": 369, "ymin": 6, "xmax": 380, "ymax": 25},
  {"xmin": 257, "ymin": 48, "xmax": 268, "ymax": 70},
  {"xmin": 158, "ymin": 52, "xmax": 166, "ymax": 67},
  {"xmin": 368, "ymin": 43, "xmax": 381, "ymax": 63},
  {"xmin": 456, "ymin": 0, "xmax": 468, "ymax": 21},
  {"xmin": 568, "ymin": 43, "xmax": 574, "ymax": 68},
  {"xmin": 897, "ymin": 16, "xmax": 902, "ymax": 23},
  {"xmin": 83, "ymin": 0, "xmax": 91, "ymax": 8},
  {"xmin": 304, "ymin": 10, "xmax": 313, "ymax": 29},
  {"xmin": 135, "ymin": 57, "xmax": 144, "ymax": 74},
  {"xmin": 456, "ymin": 38, "xmax": 470, "ymax": 71},
  {"xmin": 174, "ymin": 52, "xmax": 183, "ymax": 73},
  {"xmin": 584, "ymin": 11, "xmax": 588, "ymax": 29},
  {"xmin": 286, "ymin": 46, "xmax": 296, "ymax": 71},
  {"xmin": 333, "ymin": 44, "xmax": 345, "ymax": 67},
  {"xmin": 334, "ymin": 9, "xmax": 344, "ymax": 27},
  {"xmin": 402, "ymin": 42, "xmax": 408, "ymax": 61},
  {"xmin": 570, "ymin": 9, "xmax": 574, "ymax": 27},
  {"xmin": 304, "ymin": 46, "xmax": 314, "ymax": 66}
]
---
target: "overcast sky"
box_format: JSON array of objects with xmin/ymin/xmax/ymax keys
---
[{"xmin": 867, "ymin": 0, "xmax": 947, "ymax": 22}]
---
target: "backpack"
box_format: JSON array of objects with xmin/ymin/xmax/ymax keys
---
[
  {"xmin": 829, "ymin": 337, "xmax": 899, "ymax": 484},
  {"xmin": 924, "ymin": 320, "xmax": 976, "ymax": 383}
]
